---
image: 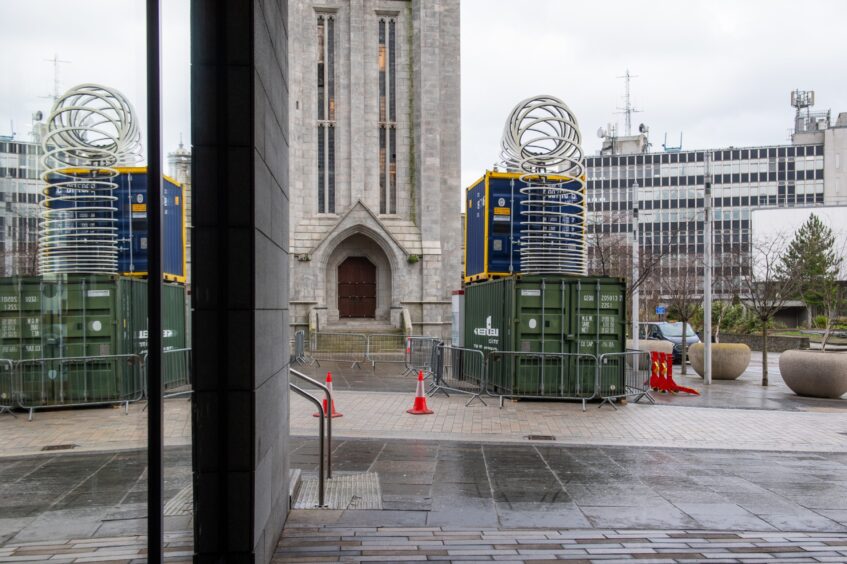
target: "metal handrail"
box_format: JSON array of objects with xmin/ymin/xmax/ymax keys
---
[
  {"xmin": 290, "ymin": 369, "xmax": 333, "ymax": 479},
  {"xmin": 289, "ymin": 383, "xmax": 326, "ymax": 508}
]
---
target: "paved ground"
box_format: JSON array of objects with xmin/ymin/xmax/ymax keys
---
[
  {"xmin": 275, "ymin": 527, "xmax": 847, "ymax": 563},
  {"xmin": 287, "ymin": 437, "xmax": 847, "ymax": 532},
  {"xmin": 0, "ymin": 532, "xmax": 192, "ymax": 563},
  {"xmin": 2, "ymin": 351, "xmax": 847, "ymax": 561},
  {"xmin": 0, "ymin": 446, "xmax": 192, "ymax": 546}
]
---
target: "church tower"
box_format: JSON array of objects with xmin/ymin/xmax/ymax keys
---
[{"xmin": 287, "ymin": 0, "xmax": 461, "ymax": 338}]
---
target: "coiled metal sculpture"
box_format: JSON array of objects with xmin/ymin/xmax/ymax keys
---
[
  {"xmin": 39, "ymin": 84, "xmax": 141, "ymax": 274},
  {"xmin": 500, "ymin": 95, "xmax": 586, "ymax": 275}
]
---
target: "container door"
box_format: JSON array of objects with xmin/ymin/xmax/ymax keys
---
[{"xmin": 338, "ymin": 257, "xmax": 376, "ymax": 318}]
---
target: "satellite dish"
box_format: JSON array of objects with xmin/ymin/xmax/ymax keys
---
[
  {"xmin": 33, "ymin": 111, "xmax": 43, "ymax": 121},
  {"xmin": 597, "ymin": 127, "xmax": 606, "ymax": 138},
  {"xmin": 638, "ymin": 123, "xmax": 648, "ymax": 134}
]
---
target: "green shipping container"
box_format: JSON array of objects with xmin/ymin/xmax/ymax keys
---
[
  {"xmin": 0, "ymin": 275, "xmax": 188, "ymax": 409},
  {"xmin": 463, "ymin": 275, "xmax": 626, "ymax": 398}
]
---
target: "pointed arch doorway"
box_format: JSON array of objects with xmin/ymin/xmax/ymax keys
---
[{"xmin": 338, "ymin": 256, "xmax": 377, "ymax": 318}]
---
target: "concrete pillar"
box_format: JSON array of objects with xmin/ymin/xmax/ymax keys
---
[{"xmin": 191, "ymin": 0, "xmax": 290, "ymax": 561}]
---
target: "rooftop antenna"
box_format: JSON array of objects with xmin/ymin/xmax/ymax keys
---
[
  {"xmin": 42, "ymin": 53, "xmax": 72, "ymax": 102},
  {"xmin": 616, "ymin": 69, "xmax": 641, "ymax": 136}
]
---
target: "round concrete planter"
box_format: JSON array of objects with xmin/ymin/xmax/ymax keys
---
[
  {"xmin": 779, "ymin": 349, "xmax": 847, "ymax": 399},
  {"xmin": 688, "ymin": 343, "xmax": 751, "ymax": 380}
]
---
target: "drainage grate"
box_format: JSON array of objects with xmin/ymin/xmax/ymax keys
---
[
  {"xmin": 293, "ymin": 471, "xmax": 382, "ymax": 510},
  {"xmin": 41, "ymin": 444, "xmax": 78, "ymax": 451},
  {"xmin": 526, "ymin": 435, "xmax": 556, "ymax": 441},
  {"xmin": 164, "ymin": 484, "xmax": 194, "ymax": 516}
]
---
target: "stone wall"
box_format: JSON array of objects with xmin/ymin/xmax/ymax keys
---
[{"xmin": 717, "ymin": 333, "xmax": 810, "ymax": 352}]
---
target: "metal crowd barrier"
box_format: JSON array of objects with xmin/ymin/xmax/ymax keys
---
[
  {"xmin": 293, "ymin": 330, "xmax": 309, "ymax": 365},
  {"xmin": 486, "ymin": 351, "xmax": 599, "ymax": 411},
  {"xmin": 365, "ymin": 333, "xmax": 407, "ymax": 368},
  {"xmin": 0, "ymin": 359, "xmax": 15, "ymax": 417},
  {"xmin": 597, "ymin": 350, "xmax": 654, "ymax": 409},
  {"xmin": 429, "ymin": 344, "xmax": 486, "ymax": 406},
  {"xmin": 15, "ymin": 354, "xmax": 145, "ymax": 421},
  {"xmin": 309, "ymin": 332, "xmax": 368, "ymax": 369},
  {"xmin": 404, "ymin": 336, "xmax": 438, "ymax": 376},
  {"xmin": 162, "ymin": 348, "xmax": 192, "ymax": 399}
]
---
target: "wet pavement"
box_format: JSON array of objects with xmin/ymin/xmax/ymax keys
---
[
  {"xmin": 288, "ymin": 437, "xmax": 847, "ymax": 532},
  {"xmin": 0, "ymin": 446, "xmax": 192, "ymax": 545}
]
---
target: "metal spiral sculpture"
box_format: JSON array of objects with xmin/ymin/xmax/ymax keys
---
[
  {"xmin": 500, "ymin": 95, "xmax": 586, "ymax": 275},
  {"xmin": 39, "ymin": 84, "xmax": 142, "ymax": 275}
]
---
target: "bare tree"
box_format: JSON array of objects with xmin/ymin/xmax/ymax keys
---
[
  {"xmin": 660, "ymin": 254, "xmax": 702, "ymax": 375},
  {"xmin": 587, "ymin": 211, "xmax": 671, "ymax": 323},
  {"xmin": 733, "ymin": 235, "xmax": 799, "ymax": 386}
]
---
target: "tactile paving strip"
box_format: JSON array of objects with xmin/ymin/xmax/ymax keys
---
[
  {"xmin": 293, "ymin": 471, "xmax": 382, "ymax": 510},
  {"xmin": 164, "ymin": 484, "xmax": 194, "ymax": 516}
]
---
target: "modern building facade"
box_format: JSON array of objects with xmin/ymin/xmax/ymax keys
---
[
  {"xmin": 0, "ymin": 136, "xmax": 42, "ymax": 277},
  {"xmin": 287, "ymin": 0, "xmax": 461, "ymax": 338},
  {"xmin": 586, "ymin": 95, "xmax": 847, "ymax": 311}
]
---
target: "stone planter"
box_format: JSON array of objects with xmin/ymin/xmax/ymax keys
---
[
  {"xmin": 625, "ymin": 339, "xmax": 673, "ymax": 369},
  {"xmin": 779, "ymin": 349, "xmax": 847, "ymax": 399},
  {"xmin": 688, "ymin": 343, "xmax": 751, "ymax": 380}
]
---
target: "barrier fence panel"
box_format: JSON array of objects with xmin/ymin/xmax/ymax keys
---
[
  {"xmin": 486, "ymin": 351, "xmax": 598, "ymax": 410},
  {"xmin": 15, "ymin": 353, "xmax": 145, "ymax": 420},
  {"xmin": 308, "ymin": 332, "xmax": 368, "ymax": 368},
  {"xmin": 163, "ymin": 348, "xmax": 192, "ymax": 398},
  {"xmin": 597, "ymin": 350, "xmax": 654, "ymax": 409},
  {"xmin": 293, "ymin": 330, "xmax": 308, "ymax": 365},
  {"xmin": 365, "ymin": 333, "xmax": 407, "ymax": 367},
  {"xmin": 429, "ymin": 344, "xmax": 486, "ymax": 406},
  {"xmin": 0, "ymin": 359, "xmax": 14, "ymax": 416},
  {"xmin": 404, "ymin": 336, "xmax": 438, "ymax": 376}
]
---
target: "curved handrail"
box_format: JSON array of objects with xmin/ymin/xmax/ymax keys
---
[
  {"xmin": 289, "ymin": 383, "xmax": 326, "ymax": 508},
  {"xmin": 290, "ymin": 369, "xmax": 333, "ymax": 479}
]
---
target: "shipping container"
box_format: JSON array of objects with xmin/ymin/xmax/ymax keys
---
[
  {"xmin": 114, "ymin": 168, "xmax": 187, "ymax": 283},
  {"xmin": 463, "ymin": 275, "xmax": 626, "ymax": 397},
  {"xmin": 0, "ymin": 275, "xmax": 187, "ymax": 408},
  {"xmin": 464, "ymin": 171, "xmax": 585, "ymax": 283},
  {"xmin": 45, "ymin": 168, "xmax": 187, "ymax": 282}
]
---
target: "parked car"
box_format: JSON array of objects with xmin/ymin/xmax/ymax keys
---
[{"xmin": 639, "ymin": 322, "xmax": 701, "ymax": 364}]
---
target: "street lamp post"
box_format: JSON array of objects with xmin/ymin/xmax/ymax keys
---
[
  {"xmin": 631, "ymin": 181, "xmax": 640, "ymax": 352},
  {"xmin": 703, "ymin": 155, "xmax": 713, "ymax": 385}
]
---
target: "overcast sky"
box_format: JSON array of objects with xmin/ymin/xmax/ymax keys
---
[{"xmin": 2, "ymin": 1, "xmax": 846, "ymax": 187}]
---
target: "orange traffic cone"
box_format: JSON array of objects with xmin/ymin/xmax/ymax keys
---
[
  {"xmin": 313, "ymin": 372, "xmax": 343, "ymax": 418},
  {"xmin": 406, "ymin": 370, "xmax": 434, "ymax": 415}
]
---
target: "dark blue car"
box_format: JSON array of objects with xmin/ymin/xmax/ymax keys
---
[{"xmin": 640, "ymin": 322, "xmax": 701, "ymax": 364}]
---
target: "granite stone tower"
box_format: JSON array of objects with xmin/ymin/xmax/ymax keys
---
[{"xmin": 287, "ymin": 0, "xmax": 461, "ymax": 338}]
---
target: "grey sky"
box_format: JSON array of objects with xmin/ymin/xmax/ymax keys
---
[
  {"xmin": 461, "ymin": 0, "xmax": 847, "ymax": 186},
  {"xmin": 2, "ymin": 1, "xmax": 846, "ymax": 191},
  {"xmin": 0, "ymin": 0, "xmax": 189, "ymax": 165}
]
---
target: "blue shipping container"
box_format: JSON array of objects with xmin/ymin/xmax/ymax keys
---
[
  {"xmin": 464, "ymin": 171, "xmax": 584, "ymax": 283},
  {"xmin": 114, "ymin": 168, "xmax": 186, "ymax": 283}
]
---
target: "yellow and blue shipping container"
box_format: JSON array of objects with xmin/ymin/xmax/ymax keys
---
[
  {"xmin": 114, "ymin": 168, "xmax": 187, "ymax": 283},
  {"xmin": 464, "ymin": 171, "xmax": 585, "ymax": 284}
]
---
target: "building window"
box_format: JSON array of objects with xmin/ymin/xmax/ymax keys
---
[
  {"xmin": 317, "ymin": 14, "xmax": 336, "ymax": 213},
  {"xmin": 378, "ymin": 17, "xmax": 397, "ymax": 214}
]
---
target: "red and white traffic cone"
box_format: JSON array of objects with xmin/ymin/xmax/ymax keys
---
[
  {"xmin": 313, "ymin": 372, "xmax": 343, "ymax": 418},
  {"xmin": 406, "ymin": 370, "xmax": 434, "ymax": 415}
]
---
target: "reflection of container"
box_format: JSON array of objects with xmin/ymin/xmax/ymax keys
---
[
  {"xmin": 0, "ymin": 275, "xmax": 187, "ymax": 406},
  {"xmin": 463, "ymin": 275, "xmax": 625, "ymax": 396},
  {"xmin": 114, "ymin": 168, "xmax": 187, "ymax": 282},
  {"xmin": 464, "ymin": 171, "xmax": 585, "ymax": 283},
  {"xmin": 45, "ymin": 168, "xmax": 187, "ymax": 282}
]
